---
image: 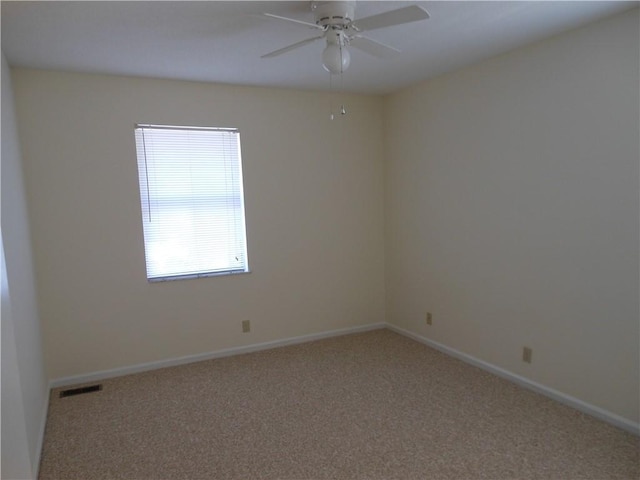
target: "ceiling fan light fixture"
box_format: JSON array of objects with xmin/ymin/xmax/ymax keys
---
[{"xmin": 322, "ymin": 43, "xmax": 350, "ymax": 74}]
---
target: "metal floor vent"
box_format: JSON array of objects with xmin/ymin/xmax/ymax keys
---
[{"xmin": 59, "ymin": 384, "xmax": 103, "ymax": 398}]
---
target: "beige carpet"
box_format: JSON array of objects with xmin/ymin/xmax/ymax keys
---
[{"xmin": 39, "ymin": 329, "xmax": 639, "ymax": 479}]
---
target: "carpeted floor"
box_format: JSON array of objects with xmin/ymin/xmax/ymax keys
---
[{"xmin": 39, "ymin": 329, "xmax": 639, "ymax": 479}]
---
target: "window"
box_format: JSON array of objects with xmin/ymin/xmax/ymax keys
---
[{"xmin": 134, "ymin": 124, "xmax": 249, "ymax": 281}]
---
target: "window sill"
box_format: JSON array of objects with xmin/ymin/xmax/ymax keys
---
[{"xmin": 148, "ymin": 269, "xmax": 251, "ymax": 283}]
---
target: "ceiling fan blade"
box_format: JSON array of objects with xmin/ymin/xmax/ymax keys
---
[
  {"xmin": 349, "ymin": 36, "xmax": 400, "ymax": 58},
  {"xmin": 352, "ymin": 5, "xmax": 430, "ymax": 32},
  {"xmin": 263, "ymin": 13, "xmax": 324, "ymax": 30},
  {"xmin": 261, "ymin": 35, "xmax": 324, "ymax": 59}
]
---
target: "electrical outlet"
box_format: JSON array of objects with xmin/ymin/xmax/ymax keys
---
[
  {"xmin": 242, "ymin": 320, "xmax": 250, "ymax": 333},
  {"xmin": 426, "ymin": 312, "xmax": 432, "ymax": 325},
  {"xmin": 522, "ymin": 346, "xmax": 532, "ymax": 364}
]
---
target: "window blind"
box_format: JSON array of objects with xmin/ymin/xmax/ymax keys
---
[{"xmin": 134, "ymin": 124, "xmax": 249, "ymax": 281}]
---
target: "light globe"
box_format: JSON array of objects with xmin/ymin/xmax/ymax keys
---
[{"xmin": 322, "ymin": 44, "xmax": 350, "ymax": 74}]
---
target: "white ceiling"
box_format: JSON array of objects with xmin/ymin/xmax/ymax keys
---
[{"xmin": 1, "ymin": 1, "xmax": 636, "ymax": 95}]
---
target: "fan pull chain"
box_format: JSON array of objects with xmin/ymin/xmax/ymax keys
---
[
  {"xmin": 329, "ymin": 71, "xmax": 335, "ymax": 120},
  {"xmin": 340, "ymin": 42, "xmax": 346, "ymax": 117}
]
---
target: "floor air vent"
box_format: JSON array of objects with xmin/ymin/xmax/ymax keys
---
[{"xmin": 59, "ymin": 384, "xmax": 103, "ymax": 398}]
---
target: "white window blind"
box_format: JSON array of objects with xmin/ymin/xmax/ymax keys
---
[{"xmin": 134, "ymin": 124, "xmax": 249, "ymax": 281}]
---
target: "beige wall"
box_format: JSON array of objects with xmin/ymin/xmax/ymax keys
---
[
  {"xmin": 384, "ymin": 9, "xmax": 639, "ymax": 423},
  {"xmin": 12, "ymin": 71, "xmax": 386, "ymax": 379},
  {"xmin": 1, "ymin": 52, "xmax": 48, "ymax": 479},
  {"xmin": 10, "ymin": 7, "xmax": 639, "ymax": 428}
]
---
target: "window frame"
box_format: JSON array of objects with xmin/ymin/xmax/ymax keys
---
[{"xmin": 134, "ymin": 123, "xmax": 250, "ymax": 282}]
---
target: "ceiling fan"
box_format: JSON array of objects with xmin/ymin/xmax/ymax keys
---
[{"xmin": 261, "ymin": 1, "xmax": 430, "ymax": 74}]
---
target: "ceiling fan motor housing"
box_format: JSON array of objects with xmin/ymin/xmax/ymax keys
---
[{"xmin": 312, "ymin": 1, "xmax": 356, "ymax": 28}]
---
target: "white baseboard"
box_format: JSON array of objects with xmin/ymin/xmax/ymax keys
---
[
  {"xmin": 386, "ymin": 323, "xmax": 640, "ymax": 436},
  {"xmin": 50, "ymin": 322, "xmax": 387, "ymax": 389},
  {"xmin": 49, "ymin": 321, "xmax": 638, "ymax": 436}
]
